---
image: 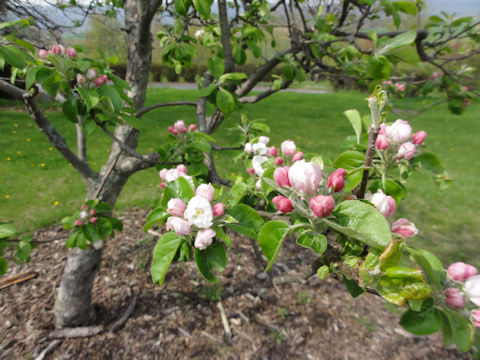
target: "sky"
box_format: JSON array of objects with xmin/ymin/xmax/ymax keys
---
[{"xmin": 426, "ymin": 0, "xmax": 480, "ymax": 16}]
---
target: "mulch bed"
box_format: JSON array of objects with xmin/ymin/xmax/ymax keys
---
[{"xmin": 0, "ymin": 208, "xmax": 473, "ymax": 359}]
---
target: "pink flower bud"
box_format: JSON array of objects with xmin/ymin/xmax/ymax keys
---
[
  {"xmin": 430, "ymin": 72, "xmax": 441, "ymax": 80},
  {"xmin": 182, "ymin": 128, "xmax": 187, "ymax": 133},
  {"xmin": 248, "ymin": 168, "xmax": 255, "ymax": 175},
  {"xmin": 465, "ymin": 275, "xmax": 480, "ymax": 306},
  {"xmin": 272, "ymin": 196, "xmax": 293, "ymax": 214},
  {"xmin": 94, "ymin": 78, "xmax": 103, "ymax": 86},
  {"xmin": 288, "ymin": 160, "xmax": 322, "ymax": 195},
  {"xmin": 47, "ymin": 50, "xmax": 54, "ymax": 55},
  {"xmin": 270, "ymin": 146, "xmax": 278, "ymax": 157},
  {"xmin": 160, "ymin": 182, "xmax": 165, "ymax": 189},
  {"xmin": 385, "ymin": 196, "xmax": 396, "ymax": 217},
  {"xmin": 464, "ymin": 98, "xmax": 471, "ymax": 107},
  {"xmin": 274, "ymin": 166, "xmax": 291, "ymax": 187},
  {"xmin": 412, "ymin": 131, "xmax": 427, "ymax": 145},
  {"xmin": 397, "ymin": 142, "xmax": 416, "ymax": 160},
  {"xmin": 176, "ymin": 164, "xmax": 187, "ymax": 175},
  {"xmin": 159, "ymin": 168, "xmax": 168, "ymax": 180},
  {"xmin": 166, "ymin": 216, "xmax": 191, "ymax": 236},
  {"xmin": 366, "ymin": 190, "xmax": 396, "ymax": 217},
  {"xmin": 447, "ymin": 262, "xmax": 478, "ymax": 281},
  {"xmin": 171, "ymin": 128, "xmax": 179, "ymax": 135},
  {"xmin": 244, "ymin": 143, "xmax": 253, "ymax": 154},
  {"xmin": 90, "ymin": 209, "xmax": 96, "ymax": 215},
  {"xmin": 292, "ymin": 152, "xmax": 304, "ymax": 162},
  {"xmin": 258, "ymin": 136, "xmax": 270, "ymax": 145},
  {"xmin": 174, "ymin": 120, "xmax": 186, "ymax": 132},
  {"xmin": 76, "ymin": 74, "xmax": 86, "ymax": 85},
  {"xmin": 310, "ymin": 195, "xmax": 335, "ymax": 218},
  {"xmin": 472, "ymin": 310, "xmax": 480, "ymax": 328},
  {"xmin": 74, "ymin": 219, "xmax": 83, "ymax": 226},
  {"xmin": 189, "ymin": 124, "xmax": 196, "ymax": 131},
  {"xmin": 52, "ymin": 45, "xmax": 64, "ymax": 55},
  {"xmin": 445, "ymin": 288, "xmax": 464, "ymax": 309},
  {"xmin": 99, "ymin": 74, "xmax": 108, "ymax": 83},
  {"xmin": 90, "ymin": 217, "xmax": 98, "ymax": 223},
  {"xmin": 167, "ymin": 198, "xmax": 187, "ymax": 217},
  {"xmin": 86, "ymin": 68, "xmax": 97, "ymax": 80},
  {"xmin": 39, "ymin": 49, "xmax": 48, "ymax": 59},
  {"xmin": 391, "ymin": 218, "xmax": 418, "ymax": 238},
  {"xmin": 386, "ymin": 120, "xmax": 412, "ymax": 143},
  {"xmin": 194, "ymin": 228, "xmax": 216, "ymax": 250},
  {"xmin": 281, "ymin": 140, "xmax": 296, "ymax": 156},
  {"xmin": 375, "ymin": 134, "xmax": 390, "ymax": 150},
  {"xmin": 395, "ymin": 83, "xmax": 405, "ymax": 92},
  {"xmin": 81, "ymin": 205, "xmax": 88, "ymax": 211},
  {"xmin": 328, "ymin": 168, "xmax": 347, "ymax": 192},
  {"xmin": 66, "ymin": 47, "xmax": 77, "ymax": 57},
  {"xmin": 382, "ymin": 80, "xmax": 392, "ymax": 85},
  {"xmin": 256, "ymin": 179, "xmax": 262, "ymax": 190},
  {"xmin": 274, "ymin": 157, "xmax": 284, "ymax": 166},
  {"xmin": 196, "ymin": 183, "xmax": 215, "ymax": 201},
  {"xmin": 379, "ymin": 123, "xmax": 387, "ymax": 135},
  {"xmin": 212, "ymin": 203, "xmax": 226, "ymax": 217}
]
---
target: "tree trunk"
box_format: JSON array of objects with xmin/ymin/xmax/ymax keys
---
[{"xmin": 53, "ymin": 0, "xmax": 158, "ymax": 328}]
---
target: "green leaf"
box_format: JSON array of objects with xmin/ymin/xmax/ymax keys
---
[
  {"xmin": 208, "ymin": 57, "xmax": 225, "ymax": 78},
  {"xmin": 226, "ymin": 182, "xmax": 248, "ymax": 207},
  {"xmin": 343, "ymin": 276, "xmax": 364, "ymax": 298},
  {"xmin": 216, "ymin": 88, "xmax": 235, "ymax": 114},
  {"xmin": 406, "ymin": 247, "xmax": 445, "ymax": 291},
  {"xmin": 250, "ymin": 121, "xmax": 270, "ymax": 134},
  {"xmin": 344, "ymin": 110, "xmax": 362, "ymax": 144},
  {"xmin": 394, "ymin": 1, "xmax": 418, "ymax": 15},
  {"xmin": 170, "ymin": 176, "xmax": 195, "ymax": 202},
  {"xmin": 194, "ymin": 241, "xmax": 227, "ymax": 282},
  {"xmin": 62, "ymin": 98, "xmax": 78, "ymax": 123},
  {"xmin": 225, "ymin": 204, "xmax": 264, "ymax": 239},
  {"xmin": 367, "ymin": 54, "xmax": 391, "ymax": 79},
  {"xmin": 198, "ymin": 83, "xmax": 217, "ymax": 97},
  {"xmin": 317, "ymin": 265, "xmax": 330, "ymax": 279},
  {"xmin": 218, "ymin": 72, "xmax": 248, "ymax": 83},
  {"xmin": 257, "ymin": 220, "xmax": 290, "ymax": 271},
  {"xmin": 329, "ymin": 200, "xmax": 392, "ymax": 249},
  {"xmin": 25, "ymin": 67, "xmax": 40, "ymax": 90},
  {"xmin": 98, "ymin": 86, "xmax": 122, "ymax": 113},
  {"xmin": 151, "ymin": 232, "xmax": 182, "ymax": 285},
  {"xmin": 213, "ymin": 226, "xmax": 231, "ymax": 248},
  {"xmin": 233, "ymin": 47, "xmax": 247, "ymax": 65},
  {"xmin": 442, "ymin": 308, "xmax": 474, "ymax": 352},
  {"xmin": 0, "ymin": 45, "xmax": 27, "ymax": 69},
  {"xmin": 0, "ymin": 223, "xmax": 17, "ymax": 239},
  {"xmin": 412, "ymin": 152, "xmax": 446, "ymax": 175},
  {"xmin": 175, "ymin": 0, "xmax": 191, "ymax": 15},
  {"xmin": 77, "ymin": 87, "xmax": 99, "ymax": 111},
  {"xmin": 0, "ymin": 257, "xmax": 7, "ymax": 275},
  {"xmin": 385, "ymin": 46, "xmax": 420, "ymax": 65},
  {"xmin": 377, "ymin": 28, "xmax": 417, "ymax": 54},
  {"xmin": 333, "ymin": 151, "xmax": 365, "ymax": 170},
  {"xmin": 193, "ymin": 0, "xmax": 212, "ymax": 18},
  {"xmin": 296, "ymin": 232, "xmax": 327, "ymax": 254},
  {"xmin": 143, "ymin": 208, "xmax": 168, "ymax": 232},
  {"xmin": 400, "ymin": 298, "xmax": 443, "ymax": 335}
]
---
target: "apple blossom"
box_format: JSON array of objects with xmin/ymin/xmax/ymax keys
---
[
  {"xmin": 166, "ymin": 216, "xmax": 191, "ymax": 236},
  {"xmin": 391, "ymin": 218, "xmax": 418, "ymax": 238},
  {"xmin": 382, "ymin": 80, "xmax": 392, "ymax": 85},
  {"xmin": 167, "ymin": 198, "xmax": 187, "ymax": 217},
  {"xmin": 281, "ymin": 140, "xmax": 296, "ymax": 156},
  {"xmin": 94, "ymin": 78, "xmax": 104, "ymax": 86},
  {"xmin": 412, "ymin": 131, "xmax": 427, "ymax": 145},
  {"xmin": 465, "ymin": 275, "xmax": 480, "ymax": 306},
  {"xmin": 93, "ymin": 239, "xmax": 103, "ymax": 249},
  {"xmin": 288, "ymin": 160, "xmax": 322, "ymax": 195},
  {"xmin": 159, "ymin": 168, "xmax": 168, "ymax": 180},
  {"xmin": 76, "ymin": 74, "xmax": 86, "ymax": 85},
  {"xmin": 274, "ymin": 157, "xmax": 284, "ymax": 166},
  {"xmin": 252, "ymin": 155, "xmax": 268, "ymax": 177},
  {"xmin": 248, "ymin": 168, "xmax": 255, "ymax": 175},
  {"xmin": 39, "ymin": 49, "xmax": 48, "ymax": 59},
  {"xmin": 90, "ymin": 209, "xmax": 96, "ymax": 215},
  {"xmin": 379, "ymin": 123, "xmax": 387, "ymax": 135},
  {"xmin": 292, "ymin": 152, "xmax": 304, "ymax": 162},
  {"xmin": 80, "ymin": 211, "xmax": 88, "ymax": 219},
  {"xmin": 430, "ymin": 71, "xmax": 441, "ymax": 80},
  {"xmin": 328, "ymin": 168, "xmax": 347, "ymax": 192},
  {"xmin": 270, "ymin": 146, "xmax": 278, "ymax": 157},
  {"xmin": 66, "ymin": 47, "xmax": 77, "ymax": 57},
  {"xmin": 272, "ymin": 196, "xmax": 293, "ymax": 214},
  {"xmin": 365, "ymin": 190, "xmax": 396, "ymax": 217},
  {"xmin": 86, "ymin": 68, "xmax": 98, "ymax": 80},
  {"xmin": 395, "ymin": 83, "xmax": 405, "ymax": 92},
  {"xmin": 196, "ymin": 183, "xmax": 215, "ymax": 201},
  {"xmin": 174, "ymin": 120, "xmax": 187, "ymax": 132},
  {"xmin": 310, "ymin": 195, "xmax": 335, "ymax": 218},
  {"xmin": 176, "ymin": 164, "xmax": 187, "ymax": 175},
  {"xmin": 258, "ymin": 136, "xmax": 270, "ymax": 144},
  {"xmin": 194, "ymin": 229, "xmax": 216, "ymax": 250},
  {"xmin": 445, "ymin": 288, "xmax": 464, "ymax": 309},
  {"xmin": 244, "ymin": 143, "xmax": 253, "ymax": 154},
  {"xmin": 447, "ymin": 262, "xmax": 478, "ymax": 281},
  {"xmin": 252, "ymin": 142, "xmax": 268, "ymax": 156},
  {"xmin": 189, "ymin": 124, "xmax": 196, "ymax": 131},
  {"xmin": 167, "ymin": 126, "xmax": 178, "ymax": 135},
  {"xmin": 194, "ymin": 29, "xmax": 205, "ymax": 38},
  {"xmin": 375, "ymin": 134, "xmax": 390, "ymax": 150},
  {"xmin": 52, "ymin": 45, "xmax": 64, "ymax": 54},
  {"xmin": 184, "ymin": 196, "xmax": 213, "ymax": 229},
  {"xmin": 99, "ymin": 74, "xmax": 109, "ymax": 83},
  {"xmin": 274, "ymin": 166, "xmax": 291, "ymax": 187},
  {"xmin": 472, "ymin": 310, "xmax": 480, "ymax": 328},
  {"xmin": 397, "ymin": 142, "xmax": 416, "ymax": 160},
  {"xmin": 212, "ymin": 203, "xmax": 226, "ymax": 217},
  {"xmin": 74, "ymin": 219, "xmax": 83, "ymax": 226},
  {"xmin": 386, "ymin": 120, "xmax": 412, "ymax": 143},
  {"xmin": 81, "ymin": 205, "xmax": 88, "ymax": 211},
  {"xmin": 90, "ymin": 217, "xmax": 98, "ymax": 224}
]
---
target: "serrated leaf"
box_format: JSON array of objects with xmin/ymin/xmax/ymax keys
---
[
  {"xmin": 194, "ymin": 241, "xmax": 226, "ymax": 282},
  {"xmin": 151, "ymin": 231, "xmax": 182, "ymax": 285},
  {"xmin": 344, "ymin": 109, "xmax": 362, "ymax": 144},
  {"xmin": 257, "ymin": 220, "xmax": 290, "ymax": 271},
  {"xmin": 216, "ymin": 88, "xmax": 235, "ymax": 114}
]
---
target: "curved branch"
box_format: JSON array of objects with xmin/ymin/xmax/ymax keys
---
[
  {"xmin": 136, "ymin": 101, "xmax": 197, "ymax": 118},
  {"xmin": 238, "ymin": 80, "xmax": 293, "ymax": 104}
]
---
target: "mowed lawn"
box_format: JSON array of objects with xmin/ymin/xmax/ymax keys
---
[{"xmin": 0, "ymin": 87, "xmax": 478, "ymax": 267}]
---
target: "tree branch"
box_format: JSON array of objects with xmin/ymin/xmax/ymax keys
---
[
  {"xmin": 136, "ymin": 101, "xmax": 197, "ymax": 118},
  {"xmin": 0, "ymin": 80, "xmax": 97, "ymax": 181},
  {"xmin": 238, "ymin": 80, "xmax": 293, "ymax": 104},
  {"xmin": 76, "ymin": 116, "xmax": 87, "ymax": 162},
  {"xmin": 218, "ymin": 0, "xmax": 235, "ymax": 73}
]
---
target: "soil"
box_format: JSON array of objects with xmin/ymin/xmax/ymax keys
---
[{"xmin": 0, "ymin": 208, "xmax": 473, "ymax": 360}]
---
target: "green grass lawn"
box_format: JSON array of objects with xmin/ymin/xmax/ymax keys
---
[{"xmin": 0, "ymin": 87, "xmax": 478, "ymax": 267}]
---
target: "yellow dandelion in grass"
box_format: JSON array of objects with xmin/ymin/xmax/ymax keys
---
[
  {"xmin": 12, "ymin": 131, "xmax": 16, "ymax": 134},
  {"xmin": 16, "ymin": 151, "xmax": 21, "ymax": 155},
  {"xmin": 41, "ymin": 163, "xmax": 46, "ymax": 167},
  {"xmin": 450, "ymin": 148, "xmax": 455, "ymax": 152},
  {"xmin": 4, "ymin": 195, "xmax": 10, "ymax": 199},
  {"xmin": 48, "ymin": 147, "xmax": 53, "ymax": 151},
  {"xmin": 6, "ymin": 157, "xmax": 11, "ymax": 161},
  {"xmin": 93, "ymin": 162, "xmax": 97, "ymax": 165},
  {"xmin": 54, "ymin": 201, "xmax": 60, "ymax": 206},
  {"xmin": 13, "ymin": 124, "xmax": 19, "ymax": 127},
  {"xmin": 26, "ymin": 138, "xmax": 31, "ymax": 142}
]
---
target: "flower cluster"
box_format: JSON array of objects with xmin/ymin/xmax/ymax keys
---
[
  {"xmin": 39, "ymin": 45, "xmax": 77, "ymax": 59},
  {"xmin": 376, "ymin": 119, "xmax": 426, "ymax": 161},
  {"xmin": 74, "ymin": 204, "xmax": 98, "ymax": 226},
  {"xmin": 381, "ymin": 80, "xmax": 406, "ymax": 94},
  {"xmin": 75, "ymin": 68, "xmax": 110, "ymax": 88},
  {"xmin": 164, "ymin": 180, "xmax": 226, "ymax": 250},
  {"xmin": 167, "ymin": 120, "xmax": 196, "ymax": 136},
  {"xmin": 444, "ymin": 261, "xmax": 480, "ymax": 328},
  {"xmin": 159, "ymin": 164, "xmax": 194, "ymax": 189}
]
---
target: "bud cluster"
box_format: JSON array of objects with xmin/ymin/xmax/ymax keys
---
[
  {"xmin": 74, "ymin": 204, "xmax": 98, "ymax": 227},
  {"xmin": 39, "ymin": 45, "xmax": 77, "ymax": 59},
  {"xmin": 167, "ymin": 120, "xmax": 197, "ymax": 136}
]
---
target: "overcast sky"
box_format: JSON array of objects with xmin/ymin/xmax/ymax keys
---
[{"xmin": 426, "ymin": 0, "xmax": 480, "ymax": 16}]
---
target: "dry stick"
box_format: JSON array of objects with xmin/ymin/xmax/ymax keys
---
[
  {"xmin": 110, "ymin": 289, "xmax": 138, "ymax": 332},
  {"xmin": 217, "ymin": 301, "xmax": 232, "ymax": 340},
  {"xmin": 34, "ymin": 339, "xmax": 62, "ymax": 360},
  {"xmin": 49, "ymin": 325, "xmax": 104, "ymax": 339},
  {"xmin": 357, "ymin": 125, "xmax": 379, "ymax": 199},
  {"xmin": 0, "ymin": 271, "xmax": 38, "ymax": 290}
]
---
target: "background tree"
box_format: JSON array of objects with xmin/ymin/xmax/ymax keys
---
[{"xmin": 0, "ymin": 0, "xmax": 478, "ymax": 330}]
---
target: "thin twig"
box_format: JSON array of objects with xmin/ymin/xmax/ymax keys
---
[
  {"xmin": 49, "ymin": 326, "xmax": 104, "ymax": 339},
  {"xmin": 217, "ymin": 301, "xmax": 232, "ymax": 339},
  {"xmin": 136, "ymin": 101, "xmax": 197, "ymax": 118},
  {"xmin": 0, "ymin": 271, "xmax": 38, "ymax": 290},
  {"xmin": 110, "ymin": 289, "xmax": 138, "ymax": 332},
  {"xmin": 34, "ymin": 339, "xmax": 62, "ymax": 360}
]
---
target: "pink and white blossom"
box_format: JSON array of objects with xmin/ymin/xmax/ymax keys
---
[
  {"xmin": 288, "ymin": 160, "xmax": 322, "ymax": 195},
  {"xmin": 445, "ymin": 288, "xmax": 464, "ymax": 309},
  {"xmin": 258, "ymin": 136, "xmax": 270, "ymax": 145},
  {"xmin": 39, "ymin": 49, "xmax": 48, "ymax": 59},
  {"xmin": 328, "ymin": 168, "xmax": 347, "ymax": 192},
  {"xmin": 212, "ymin": 203, "xmax": 225, "ymax": 217},
  {"xmin": 281, "ymin": 140, "xmax": 296, "ymax": 156},
  {"xmin": 66, "ymin": 47, "xmax": 77, "ymax": 57},
  {"xmin": 391, "ymin": 218, "xmax": 418, "ymax": 238},
  {"xmin": 365, "ymin": 189, "xmax": 396, "ymax": 217},
  {"xmin": 76, "ymin": 74, "xmax": 86, "ymax": 85},
  {"xmin": 310, "ymin": 195, "xmax": 335, "ymax": 218},
  {"xmin": 274, "ymin": 166, "xmax": 291, "ymax": 187},
  {"xmin": 167, "ymin": 198, "xmax": 187, "ymax": 217},
  {"xmin": 397, "ymin": 142, "xmax": 416, "ymax": 160},
  {"xmin": 174, "ymin": 120, "xmax": 187, "ymax": 132},
  {"xmin": 196, "ymin": 183, "xmax": 215, "ymax": 202},
  {"xmin": 184, "ymin": 196, "xmax": 213, "ymax": 229},
  {"xmin": 194, "ymin": 229, "xmax": 216, "ymax": 250},
  {"xmin": 386, "ymin": 120, "xmax": 412, "ymax": 143},
  {"xmin": 412, "ymin": 131, "xmax": 427, "ymax": 145},
  {"xmin": 166, "ymin": 216, "xmax": 191, "ymax": 236},
  {"xmin": 292, "ymin": 152, "xmax": 304, "ymax": 162},
  {"xmin": 252, "ymin": 155, "xmax": 268, "ymax": 177},
  {"xmin": 472, "ymin": 310, "xmax": 480, "ymax": 328},
  {"xmin": 375, "ymin": 134, "xmax": 390, "ymax": 150},
  {"xmin": 252, "ymin": 142, "xmax": 268, "ymax": 156},
  {"xmin": 86, "ymin": 68, "xmax": 98, "ymax": 80},
  {"xmin": 244, "ymin": 143, "xmax": 253, "ymax": 154},
  {"xmin": 465, "ymin": 275, "xmax": 480, "ymax": 306}
]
